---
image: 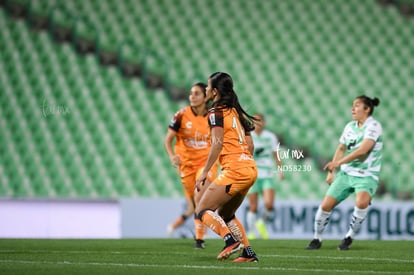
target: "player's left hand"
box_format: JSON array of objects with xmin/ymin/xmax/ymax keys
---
[{"xmin": 324, "ymin": 161, "xmax": 340, "ymax": 172}]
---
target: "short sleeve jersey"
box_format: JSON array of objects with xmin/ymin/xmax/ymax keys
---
[
  {"xmin": 251, "ymin": 129, "xmax": 279, "ymax": 178},
  {"xmin": 168, "ymin": 106, "xmax": 210, "ymax": 176},
  {"xmin": 207, "ymin": 107, "xmax": 256, "ymax": 170},
  {"xmin": 339, "ymin": 116, "xmax": 383, "ymax": 180}
]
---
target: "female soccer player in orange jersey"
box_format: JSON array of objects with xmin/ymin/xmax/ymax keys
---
[
  {"xmin": 195, "ymin": 72, "xmax": 259, "ymax": 262},
  {"xmin": 164, "ymin": 82, "xmax": 218, "ymax": 249}
]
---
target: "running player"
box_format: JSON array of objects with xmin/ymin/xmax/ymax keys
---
[
  {"xmin": 195, "ymin": 72, "xmax": 259, "ymax": 262},
  {"xmin": 246, "ymin": 113, "xmax": 284, "ymax": 239},
  {"xmin": 164, "ymin": 82, "xmax": 218, "ymax": 249},
  {"xmin": 306, "ymin": 95, "xmax": 382, "ymax": 250}
]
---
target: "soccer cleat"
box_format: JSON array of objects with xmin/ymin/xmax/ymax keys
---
[
  {"xmin": 338, "ymin": 237, "xmax": 353, "ymax": 250},
  {"xmin": 194, "ymin": 239, "xmax": 205, "ymax": 249},
  {"xmin": 232, "ymin": 247, "xmax": 259, "ymax": 262},
  {"xmin": 217, "ymin": 241, "xmax": 244, "ymax": 261},
  {"xmin": 306, "ymin": 239, "xmax": 322, "ymax": 250},
  {"xmin": 255, "ymin": 220, "xmax": 269, "ymax": 239},
  {"xmin": 232, "ymin": 255, "xmax": 259, "ymax": 262}
]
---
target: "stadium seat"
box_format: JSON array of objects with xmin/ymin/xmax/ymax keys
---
[{"xmin": 0, "ymin": 0, "xmax": 413, "ymax": 200}]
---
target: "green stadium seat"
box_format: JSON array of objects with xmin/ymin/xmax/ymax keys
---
[{"xmin": 0, "ymin": 0, "xmax": 413, "ymax": 200}]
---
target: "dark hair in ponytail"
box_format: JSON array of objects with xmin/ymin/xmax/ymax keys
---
[
  {"xmin": 356, "ymin": 95, "xmax": 380, "ymax": 115},
  {"xmin": 209, "ymin": 72, "xmax": 256, "ymax": 131}
]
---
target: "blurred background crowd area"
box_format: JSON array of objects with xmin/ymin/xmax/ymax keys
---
[{"xmin": 0, "ymin": 0, "xmax": 413, "ymax": 201}]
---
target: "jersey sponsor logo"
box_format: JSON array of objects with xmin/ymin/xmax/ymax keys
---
[
  {"xmin": 184, "ymin": 139, "xmax": 208, "ymax": 149},
  {"xmin": 238, "ymin": 153, "xmax": 254, "ymax": 161},
  {"xmin": 347, "ymin": 139, "xmax": 357, "ymax": 150},
  {"xmin": 209, "ymin": 113, "xmax": 216, "ymax": 125},
  {"xmin": 184, "ymin": 131, "xmax": 209, "ymax": 149},
  {"xmin": 367, "ymin": 129, "xmax": 377, "ymax": 138},
  {"xmin": 254, "ymin": 147, "xmax": 265, "ymax": 157}
]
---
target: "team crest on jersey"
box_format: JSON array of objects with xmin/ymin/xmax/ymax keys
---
[{"xmin": 186, "ymin": 121, "xmax": 192, "ymax": 128}]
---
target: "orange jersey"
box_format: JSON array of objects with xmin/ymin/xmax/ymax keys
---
[
  {"xmin": 169, "ymin": 106, "xmax": 210, "ymax": 176},
  {"xmin": 207, "ymin": 107, "xmax": 256, "ymax": 170}
]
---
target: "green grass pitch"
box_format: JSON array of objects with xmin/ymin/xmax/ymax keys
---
[{"xmin": 0, "ymin": 239, "xmax": 413, "ymax": 274}]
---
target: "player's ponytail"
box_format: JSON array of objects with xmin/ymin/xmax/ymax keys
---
[
  {"xmin": 209, "ymin": 72, "xmax": 256, "ymax": 131},
  {"xmin": 372, "ymin": 97, "xmax": 380, "ymax": 107}
]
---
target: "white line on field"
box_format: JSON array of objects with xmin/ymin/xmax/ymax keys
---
[
  {"xmin": 0, "ymin": 259, "xmax": 413, "ymax": 274},
  {"xmin": 262, "ymin": 254, "xmax": 414, "ymax": 264},
  {"xmin": 1, "ymin": 249, "xmax": 413, "ymax": 264}
]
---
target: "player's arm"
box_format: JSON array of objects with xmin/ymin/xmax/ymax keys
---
[
  {"xmin": 272, "ymin": 151, "xmax": 284, "ymax": 180},
  {"xmin": 329, "ymin": 143, "xmax": 346, "ymax": 170},
  {"xmin": 202, "ymin": 126, "xmax": 223, "ymax": 174},
  {"xmin": 271, "ymin": 133, "xmax": 283, "ymax": 179},
  {"xmin": 272, "ymin": 151, "xmax": 283, "ymax": 169},
  {"xmin": 324, "ymin": 139, "xmax": 375, "ymax": 171},
  {"xmin": 196, "ymin": 126, "xmax": 223, "ymax": 190},
  {"xmin": 324, "ymin": 143, "xmax": 346, "ymax": 184},
  {"xmin": 164, "ymin": 128, "xmax": 180, "ymax": 167},
  {"xmin": 245, "ymin": 133, "xmax": 254, "ymax": 155},
  {"xmin": 338, "ymin": 139, "xmax": 375, "ymax": 165}
]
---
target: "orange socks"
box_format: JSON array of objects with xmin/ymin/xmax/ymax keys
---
[
  {"xmin": 194, "ymin": 218, "xmax": 206, "ymax": 240},
  {"xmin": 226, "ymin": 217, "xmax": 250, "ymax": 248},
  {"xmin": 200, "ymin": 210, "xmax": 232, "ymax": 238}
]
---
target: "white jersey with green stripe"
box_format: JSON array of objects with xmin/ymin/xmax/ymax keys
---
[
  {"xmin": 339, "ymin": 116, "xmax": 383, "ymax": 180},
  {"xmin": 251, "ymin": 129, "xmax": 279, "ymax": 178}
]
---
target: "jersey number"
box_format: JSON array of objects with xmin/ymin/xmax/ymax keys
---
[{"xmin": 232, "ymin": 116, "xmax": 244, "ymax": 144}]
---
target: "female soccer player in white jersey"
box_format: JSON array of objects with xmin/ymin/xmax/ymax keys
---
[
  {"xmin": 246, "ymin": 113, "xmax": 284, "ymax": 239},
  {"xmin": 306, "ymin": 95, "xmax": 382, "ymax": 250}
]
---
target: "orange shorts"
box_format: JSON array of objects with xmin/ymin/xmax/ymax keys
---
[
  {"xmin": 214, "ymin": 166, "xmax": 257, "ymax": 196},
  {"xmin": 181, "ymin": 163, "xmax": 219, "ymax": 198}
]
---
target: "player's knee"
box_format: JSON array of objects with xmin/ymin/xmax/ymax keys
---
[{"xmin": 195, "ymin": 209, "xmax": 212, "ymax": 221}]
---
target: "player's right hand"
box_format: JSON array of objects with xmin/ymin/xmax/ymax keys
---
[
  {"xmin": 195, "ymin": 170, "xmax": 207, "ymax": 192},
  {"xmin": 170, "ymin": 155, "xmax": 181, "ymax": 167}
]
